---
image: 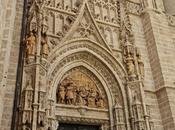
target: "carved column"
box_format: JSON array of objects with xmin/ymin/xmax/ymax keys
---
[
  {"xmin": 114, "ymin": 104, "xmax": 125, "ymax": 130},
  {"xmin": 46, "ymin": 98, "xmax": 56, "ymax": 130}
]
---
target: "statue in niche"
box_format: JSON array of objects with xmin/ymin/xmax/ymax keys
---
[
  {"xmin": 25, "ymin": 76, "xmax": 33, "ymax": 109},
  {"xmin": 57, "ymin": 84, "xmax": 66, "ymax": 104},
  {"xmin": 25, "ymin": 31, "xmax": 36, "ymax": 59},
  {"xmin": 41, "ymin": 14, "xmax": 49, "ymax": 57},
  {"xmin": 41, "ymin": 33, "xmax": 49, "ymax": 57},
  {"xmin": 40, "ymin": 94, "xmax": 45, "ymax": 109},
  {"xmin": 133, "ymin": 90, "xmax": 140, "ymax": 103},
  {"xmin": 126, "ymin": 53, "xmax": 135, "ymax": 76},
  {"xmin": 26, "ymin": 76, "xmax": 33, "ymax": 89},
  {"xmin": 136, "ymin": 49, "xmax": 144, "ymax": 78},
  {"xmin": 27, "ymin": 92, "xmax": 33, "ymax": 109}
]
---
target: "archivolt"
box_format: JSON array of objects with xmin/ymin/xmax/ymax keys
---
[
  {"xmin": 48, "ymin": 39, "xmax": 127, "ymax": 83},
  {"xmin": 47, "ymin": 40, "xmax": 129, "ymax": 128},
  {"xmin": 48, "ymin": 44, "xmax": 127, "ymax": 106}
]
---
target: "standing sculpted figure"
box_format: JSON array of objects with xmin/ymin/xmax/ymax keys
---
[
  {"xmin": 25, "ymin": 32, "xmax": 36, "ymax": 57},
  {"xmin": 96, "ymin": 92, "xmax": 104, "ymax": 108},
  {"xmin": 136, "ymin": 50, "xmax": 144, "ymax": 78},
  {"xmin": 58, "ymin": 84, "xmax": 66, "ymax": 104},
  {"xmin": 77, "ymin": 86, "xmax": 88, "ymax": 106},
  {"xmin": 87, "ymin": 88, "xmax": 96, "ymax": 107},
  {"xmin": 66, "ymin": 82, "xmax": 74, "ymax": 105},
  {"xmin": 41, "ymin": 34, "xmax": 49, "ymax": 57},
  {"xmin": 126, "ymin": 53, "xmax": 135, "ymax": 75}
]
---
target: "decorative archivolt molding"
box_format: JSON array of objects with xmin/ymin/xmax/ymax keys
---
[
  {"xmin": 49, "ymin": 52, "xmax": 123, "ymax": 105},
  {"xmin": 48, "ymin": 40, "xmax": 126, "ymax": 85},
  {"xmin": 50, "ymin": 61, "xmax": 128, "ymax": 130}
]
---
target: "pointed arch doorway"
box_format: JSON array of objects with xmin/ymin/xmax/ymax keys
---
[{"xmin": 48, "ymin": 38, "xmax": 129, "ymax": 130}]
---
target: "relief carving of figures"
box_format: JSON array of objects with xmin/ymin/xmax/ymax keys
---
[
  {"xmin": 57, "ymin": 84, "xmax": 66, "ymax": 104},
  {"xmin": 96, "ymin": 92, "xmax": 104, "ymax": 108},
  {"xmin": 57, "ymin": 77, "xmax": 75, "ymax": 105},
  {"xmin": 57, "ymin": 71, "xmax": 106, "ymax": 108},
  {"xmin": 87, "ymin": 88, "xmax": 97, "ymax": 107},
  {"xmin": 25, "ymin": 32, "xmax": 36, "ymax": 61},
  {"xmin": 65, "ymin": 82, "xmax": 74, "ymax": 104},
  {"xmin": 77, "ymin": 86, "xmax": 88, "ymax": 106}
]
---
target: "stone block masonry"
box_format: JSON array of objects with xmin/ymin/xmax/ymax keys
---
[{"xmin": 0, "ymin": 0, "xmax": 23, "ymax": 129}]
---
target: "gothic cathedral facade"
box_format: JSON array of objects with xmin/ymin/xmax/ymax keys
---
[{"xmin": 1, "ymin": 0, "xmax": 175, "ymax": 130}]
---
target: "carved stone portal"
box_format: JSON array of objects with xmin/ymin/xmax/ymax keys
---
[{"xmin": 57, "ymin": 69, "xmax": 106, "ymax": 108}]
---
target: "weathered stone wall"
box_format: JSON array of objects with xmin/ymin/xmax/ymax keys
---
[
  {"xmin": 141, "ymin": 8, "xmax": 175, "ymax": 130},
  {"xmin": 0, "ymin": 0, "xmax": 23, "ymax": 129}
]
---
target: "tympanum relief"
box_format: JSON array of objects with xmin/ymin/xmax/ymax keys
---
[{"xmin": 57, "ymin": 70, "xmax": 106, "ymax": 108}]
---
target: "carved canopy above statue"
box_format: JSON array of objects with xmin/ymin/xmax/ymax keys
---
[{"xmin": 57, "ymin": 68, "xmax": 107, "ymax": 108}]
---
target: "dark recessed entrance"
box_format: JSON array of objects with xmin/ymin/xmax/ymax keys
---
[{"xmin": 58, "ymin": 123, "xmax": 100, "ymax": 130}]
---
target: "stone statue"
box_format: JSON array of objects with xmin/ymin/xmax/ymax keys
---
[
  {"xmin": 25, "ymin": 32, "xmax": 36, "ymax": 57},
  {"xmin": 133, "ymin": 90, "xmax": 140, "ymax": 103},
  {"xmin": 137, "ymin": 51, "xmax": 144, "ymax": 78},
  {"xmin": 126, "ymin": 54, "xmax": 135, "ymax": 75},
  {"xmin": 27, "ymin": 92, "xmax": 33, "ymax": 109},
  {"xmin": 65, "ymin": 82, "xmax": 74, "ymax": 104},
  {"xmin": 96, "ymin": 93, "xmax": 104, "ymax": 108},
  {"xmin": 77, "ymin": 86, "xmax": 88, "ymax": 106},
  {"xmin": 41, "ymin": 34, "xmax": 49, "ymax": 57},
  {"xmin": 25, "ymin": 77, "xmax": 33, "ymax": 109},
  {"xmin": 57, "ymin": 84, "xmax": 66, "ymax": 104},
  {"xmin": 26, "ymin": 77, "xmax": 33, "ymax": 89},
  {"xmin": 87, "ymin": 88, "xmax": 96, "ymax": 107}
]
